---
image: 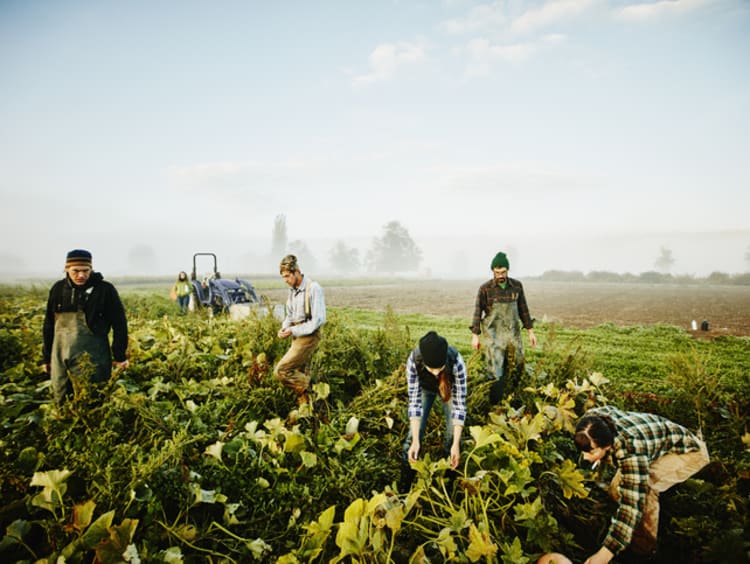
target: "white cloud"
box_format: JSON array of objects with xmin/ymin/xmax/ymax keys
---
[
  {"xmin": 439, "ymin": 1, "xmax": 509, "ymax": 35},
  {"xmin": 352, "ymin": 40, "xmax": 427, "ymax": 86},
  {"xmin": 616, "ymin": 0, "xmax": 713, "ymax": 22},
  {"xmin": 465, "ymin": 37, "xmax": 536, "ymax": 68},
  {"xmin": 462, "ymin": 32, "xmax": 566, "ymax": 75},
  {"xmin": 511, "ymin": 0, "xmax": 598, "ymax": 34},
  {"xmin": 441, "ymin": 0, "xmax": 597, "ymax": 37}
]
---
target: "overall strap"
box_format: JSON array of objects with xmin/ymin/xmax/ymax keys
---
[{"xmin": 304, "ymin": 281, "xmax": 311, "ymax": 320}]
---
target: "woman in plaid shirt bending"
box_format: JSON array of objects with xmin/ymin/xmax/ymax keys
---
[
  {"xmin": 574, "ymin": 405, "xmax": 709, "ymax": 563},
  {"xmin": 398, "ymin": 331, "xmax": 468, "ymax": 493}
]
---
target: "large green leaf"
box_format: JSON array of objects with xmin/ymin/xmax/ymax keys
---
[
  {"xmin": 284, "ymin": 431, "xmax": 306, "ymax": 453},
  {"xmin": 469, "ymin": 425, "xmax": 502, "ymax": 450},
  {"xmin": 299, "ymin": 450, "xmax": 318, "ymax": 468},
  {"xmin": 465, "ymin": 523, "xmax": 497, "ymax": 562},
  {"xmin": 95, "ymin": 518, "xmax": 139, "ymax": 564},
  {"xmin": 204, "ymin": 440, "xmax": 224, "ymax": 460},
  {"xmin": 65, "ymin": 499, "xmax": 96, "ymax": 533},
  {"xmin": 30, "ymin": 469, "xmax": 71, "ymax": 514},
  {"xmin": 513, "ymin": 496, "xmax": 543, "ymax": 523},
  {"xmin": 554, "ymin": 459, "xmax": 589, "ymax": 499},
  {"xmin": 499, "ymin": 536, "xmax": 530, "ymax": 564},
  {"xmin": 0, "ymin": 519, "xmax": 31, "ymax": 550},
  {"xmin": 334, "ymin": 498, "xmax": 368, "ymax": 559}
]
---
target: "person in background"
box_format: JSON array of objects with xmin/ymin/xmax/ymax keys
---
[
  {"xmin": 470, "ymin": 251, "xmax": 536, "ymax": 403},
  {"xmin": 172, "ymin": 271, "xmax": 192, "ymax": 314},
  {"xmin": 574, "ymin": 405, "xmax": 710, "ymax": 563},
  {"xmin": 399, "ymin": 331, "xmax": 468, "ymax": 493},
  {"xmin": 42, "ymin": 249, "xmax": 129, "ymax": 403},
  {"xmin": 274, "ymin": 254, "xmax": 326, "ymax": 405}
]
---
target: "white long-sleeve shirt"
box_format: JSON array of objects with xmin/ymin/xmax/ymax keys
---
[{"xmin": 281, "ymin": 276, "xmax": 326, "ymax": 337}]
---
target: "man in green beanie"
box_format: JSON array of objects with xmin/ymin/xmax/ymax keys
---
[{"xmin": 470, "ymin": 251, "xmax": 536, "ymax": 403}]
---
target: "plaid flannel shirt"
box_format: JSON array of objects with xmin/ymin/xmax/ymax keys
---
[
  {"xmin": 406, "ymin": 348, "xmax": 467, "ymax": 423},
  {"xmin": 589, "ymin": 406, "xmax": 705, "ymax": 555},
  {"xmin": 470, "ymin": 277, "xmax": 533, "ymax": 334}
]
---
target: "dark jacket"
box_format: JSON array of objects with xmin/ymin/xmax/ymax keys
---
[
  {"xmin": 412, "ymin": 346, "xmax": 460, "ymax": 394},
  {"xmin": 42, "ymin": 272, "xmax": 129, "ymax": 363}
]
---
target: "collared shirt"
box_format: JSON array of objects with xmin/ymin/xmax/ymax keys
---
[
  {"xmin": 587, "ymin": 406, "xmax": 705, "ymax": 555},
  {"xmin": 281, "ymin": 276, "xmax": 326, "ymax": 337},
  {"xmin": 470, "ymin": 276, "xmax": 533, "ymax": 334},
  {"xmin": 406, "ymin": 347, "xmax": 467, "ymax": 423}
]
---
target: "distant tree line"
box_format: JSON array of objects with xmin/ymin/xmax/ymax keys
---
[
  {"xmin": 271, "ymin": 218, "xmax": 750, "ymax": 281},
  {"xmin": 272, "ymin": 215, "xmax": 423, "ymax": 276},
  {"xmin": 535, "ymin": 270, "xmax": 750, "ymax": 286}
]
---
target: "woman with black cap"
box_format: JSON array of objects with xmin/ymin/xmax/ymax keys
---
[{"xmin": 399, "ymin": 331, "xmax": 468, "ymax": 492}]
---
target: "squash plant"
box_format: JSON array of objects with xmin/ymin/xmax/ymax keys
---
[{"xmin": 0, "ymin": 287, "xmax": 748, "ymax": 563}]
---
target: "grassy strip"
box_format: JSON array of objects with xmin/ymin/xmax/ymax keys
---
[{"xmin": 333, "ymin": 306, "xmax": 750, "ymax": 392}]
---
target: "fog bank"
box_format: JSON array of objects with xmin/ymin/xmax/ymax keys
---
[{"xmin": 1, "ymin": 230, "xmax": 747, "ymax": 282}]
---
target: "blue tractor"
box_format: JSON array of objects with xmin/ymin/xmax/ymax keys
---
[{"xmin": 189, "ymin": 252, "xmax": 277, "ymax": 318}]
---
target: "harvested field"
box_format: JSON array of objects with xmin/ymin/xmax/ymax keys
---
[{"xmin": 265, "ymin": 280, "xmax": 750, "ymax": 337}]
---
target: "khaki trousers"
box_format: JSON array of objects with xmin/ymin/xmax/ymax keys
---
[
  {"xmin": 274, "ymin": 330, "xmax": 321, "ymax": 394},
  {"xmin": 610, "ymin": 440, "xmax": 709, "ymax": 554}
]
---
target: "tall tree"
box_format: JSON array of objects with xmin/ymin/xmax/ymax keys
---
[
  {"xmin": 366, "ymin": 220, "xmax": 422, "ymax": 274},
  {"xmin": 329, "ymin": 240, "xmax": 360, "ymax": 275},
  {"xmin": 654, "ymin": 246, "xmax": 675, "ymax": 272},
  {"xmin": 127, "ymin": 244, "xmax": 158, "ymax": 274},
  {"xmin": 271, "ymin": 214, "xmax": 288, "ymax": 259},
  {"xmin": 289, "ymin": 239, "xmax": 317, "ymax": 273}
]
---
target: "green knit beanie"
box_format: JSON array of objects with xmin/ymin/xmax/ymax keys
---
[{"xmin": 490, "ymin": 252, "xmax": 509, "ymax": 270}]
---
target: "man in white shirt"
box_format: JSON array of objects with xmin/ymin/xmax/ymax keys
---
[{"xmin": 274, "ymin": 254, "xmax": 326, "ymax": 404}]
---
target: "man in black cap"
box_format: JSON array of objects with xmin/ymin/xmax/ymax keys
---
[
  {"xmin": 399, "ymin": 331, "xmax": 468, "ymax": 492},
  {"xmin": 42, "ymin": 249, "xmax": 129, "ymax": 403},
  {"xmin": 470, "ymin": 251, "xmax": 536, "ymax": 403}
]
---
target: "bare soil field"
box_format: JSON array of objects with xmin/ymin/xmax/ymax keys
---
[{"xmin": 265, "ymin": 280, "xmax": 750, "ymax": 337}]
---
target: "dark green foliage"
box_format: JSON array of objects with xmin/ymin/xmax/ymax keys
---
[
  {"xmin": 0, "ymin": 328, "xmax": 23, "ymax": 371},
  {"xmin": 0, "ymin": 287, "xmax": 748, "ymax": 562}
]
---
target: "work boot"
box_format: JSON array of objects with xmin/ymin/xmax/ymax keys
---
[
  {"xmin": 444, "ymin": 468, "xmax": 459, "ymax": 495},
  {"xmin": 489, "ymin": 378, "xmax": 505, "ymax": 404}
]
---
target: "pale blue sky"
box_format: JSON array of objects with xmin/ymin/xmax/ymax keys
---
[{"xmin": 1, "ymin": 0, "xmax": 748, "ymax": 277}]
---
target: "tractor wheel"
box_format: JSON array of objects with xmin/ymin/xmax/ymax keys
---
[
  {"xmin": 211, "ymin": 296, "xmax": 224, "ymax": 316},
  {"xmin": 190, "ymin": 285, "xmax": 203, "ymax": 313}
]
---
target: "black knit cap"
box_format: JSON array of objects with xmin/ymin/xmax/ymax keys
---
[
  {"xmin": 419, "ymin": 331, "xmax": 448, "ymax": 369},
  {"xmin": 65, "ymin": 249, "xmax": 92, "ymax": 267}
]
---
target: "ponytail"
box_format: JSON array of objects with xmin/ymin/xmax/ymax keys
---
[{"xmin": 438, "ymin": 372, "xmax": 452, "ymax": 403}]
